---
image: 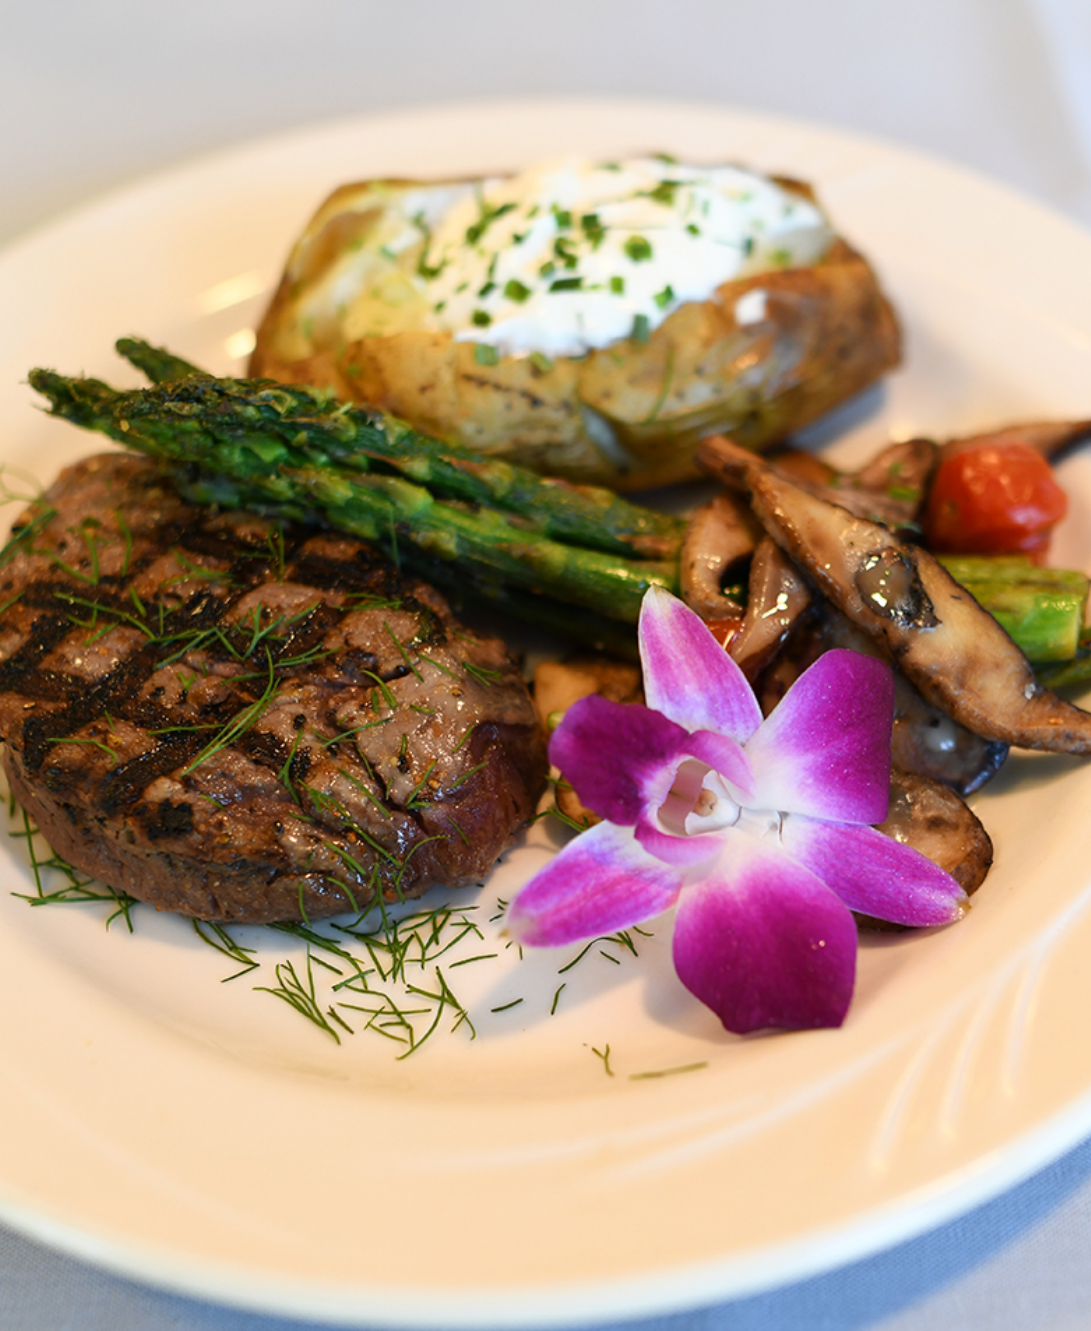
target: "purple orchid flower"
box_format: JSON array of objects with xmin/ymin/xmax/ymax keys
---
[{"xmin": 508, "ymin": 586, "xmax": 967, "ymax": 1034}]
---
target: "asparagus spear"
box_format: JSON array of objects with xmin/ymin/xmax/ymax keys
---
[
  {"xmin": 111, "ymin": 339, "xmax": 685, "ymax": 561},
  {"xmin": 29, "ymin": 368, "xmax": 676, "ymax": 624},
  {"xmin": 939, "ymin": 555, "xmax": 1090, "ymax": 663},
  {"xmin": 115, "ymin": 337, "xmax": 208, "ymax": 384},
  {"xmin": 29, "ymin": 349, "xmax": 1091, "ymax": 667},
  {"xmin": 176, "ymin": 468, "xmax": 639, "ymax": 656},
  {"xmin": 1038, "ymin": 628, "xmax": 1091, "ymax": 690}
]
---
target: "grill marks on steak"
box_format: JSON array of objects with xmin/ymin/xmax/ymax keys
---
[{"xmin": 0, "ymin": 454, "xmax": 547, "ymax": 922}]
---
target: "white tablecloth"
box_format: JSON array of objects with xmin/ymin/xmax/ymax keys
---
[{"xmin": 4, "ymin": 3, "xmax": 1091, "ymax": 1327}]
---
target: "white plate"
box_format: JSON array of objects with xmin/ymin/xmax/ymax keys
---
[{"xmin": 3, "ymin": 98, "xmax": 1091, "ymax": 1329}]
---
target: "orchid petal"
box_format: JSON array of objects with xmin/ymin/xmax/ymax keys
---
[
  {"xmin": 638, "ymin": 586, "xmax": 763, "ymax": 741},
  {"xmin": 780, "ymin": 815, "xmax": 969, "ymax": 926},
  {"xmin": 745, "ymin": 649, "xmax": 893, "ymax": 824},
  {"xmin": 635, "ymin": 817, "xmax": 725, "ymax": 868},
  {"xmin": 549, "ymin": 694, "xmax": 689, "ymax": 825},
  {"xmin": 507, "ymin": 821, "xmax": 682, "ymax": 946},
  {"xmin": 685, "ymin": 729, "xmax": 754, "ymax": 799},
  {"xmin": 672, "ymin": 832, "xmax": 857, "ymax": 1033}
]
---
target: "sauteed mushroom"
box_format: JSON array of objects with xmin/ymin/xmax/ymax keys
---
[
  {"xmin": 771, "ymin": 436, "xmax": 936, "ymax": 529},
  {"xmin": 679, "ymin": 491, "xmax": 760, "ymax": 621},
  {"xmin": 699, "ymin": 433, "xmax": 1091, "ymax": 754},
  {"xmin": 754, "ymin": 603, "xmax": 1008, "ymax": 794},
  {"xmin": 856, "ymin": 768, "xmax": 993, "ymax": 929},
  {"xmin": 728, "ymin": 537, "xmax": 811, "ymax": 679},
  {"xmin": 944, "ymin": 419, "xmax": 1091, "ymax": 463},
  {"xmin": 877, "ymin": 769, "xmax": 993, "ymax": 897}
]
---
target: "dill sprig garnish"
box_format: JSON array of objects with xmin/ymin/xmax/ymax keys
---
[
  {"xmin": 5, "ymin": 776, "xmax": 661, "ymax": 1061},
  {"xmin": 181, "ymin": 644, "xmax": 278, "ymax": 774},
  {"xmin": 557, "ymin": 928, "xmax": 647, "ymax": 974},
  {"xmin": 192, "ymin": 919, "xmax": 260, "ymax": 980},
  {"xmin": 629, "ymin": 1061, "xmax": 708, "ymax": 1081},
  {"xmin": 9, "ymin": 807, "xmax": 137, "ymax": 929},
  {"xmin": 255, "ymin": 954, "xmax": 346, "ymax": 1043},
  {"xmin": 591, "ymin": 1044, "xmax": 615, "ymax": 1076}
]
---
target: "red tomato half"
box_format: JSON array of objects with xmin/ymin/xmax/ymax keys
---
[{"xmin": 923, "ymin": 440, "xmax": 1068, "ymax": 558}]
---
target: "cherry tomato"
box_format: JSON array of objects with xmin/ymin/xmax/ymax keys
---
[
  {"xmin": 704, "ymin": 617, "xmax": 744, "ymax": 650},
  {"xmin": 923, "ymin": 440, "xmax": 1068, "ymax": 559}
]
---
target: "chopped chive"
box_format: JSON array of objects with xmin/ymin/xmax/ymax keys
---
[
  {"xmin": 473, "ymin": 343, "xmax": 500, "ymax": 366},
  {"xmin": 471, "ymin": 309, "xmax": 492, "ymax": 328},
  {"xmin": 503, "ymin": 278, "xmax": 531, "ymax": 303},
  {"xmin": 609, "ymin": 275, "xmax": 625, "ymax": 295},
  {"xmin": 624, "ymin": 235, "xmax": 653, "ymax": 262},
  {"xmin": 528, "ymin": 351, "xmax": 554, "ymax": 374},
  {"xmin": 553, "ymin": 237, "xmax": 578, "ymax": 267},
  {"xmin": 549, "ymin": 276, "xmax": 583, "ymax": 292},
  {"xmin": 464, "ymin": 199, "xmax": 515, "ymax": 246},
  {"xmin": 631, "ymin": 313, "xmax": 651, "ymax": 343},
  {"xmin": 653, "ymin": 284, "xmax": 675, "ymax": 310},
  {"xmin": 581, "ymin": 213, "xmax": 606, "ymax": 247},
  {"xmin": 646, "ymin": 180, "xmax": 679, "ymax": 205}
]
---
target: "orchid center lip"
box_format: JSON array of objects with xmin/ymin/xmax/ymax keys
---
[{"xmin": 658, "ymin": 758, "xmax": 741, "ymax": 837}]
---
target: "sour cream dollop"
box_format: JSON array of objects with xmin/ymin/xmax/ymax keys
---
[{"xmin": 412, "ymin": 156, "xmax": 833, "ymax": 358}]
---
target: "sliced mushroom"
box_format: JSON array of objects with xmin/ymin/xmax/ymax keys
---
[
  {"xmin": 754, "ymin": 602, "xmax": 1008, "ymax": 794},
  {"xmin": 728, "ymin": 537, "xmax": 811, "ymax": 679},
  {"xmin": 876, "ymin": 769, "xmax": 993, "ymax": 897},
  {"xmin": 943, "ymin": 419, "xmax": 1091, "ymax": 463},
  {"xmin": 771, "ymin": 437, "xmax": 937, "ymax": 529},
  {"xmin": 848, "ymin": 437, "xmax": 936, "ymax": 524},
  {"xmin": 679, "ymin": 491, "xmax": 760, "ymax": 621},
  {"xmin": 857, "ymin": 769, "xmax": 993, "ymax": 930},
  {"xmin": 699, "ymin": 433, "xmax": 1091, "ymax": 754}
]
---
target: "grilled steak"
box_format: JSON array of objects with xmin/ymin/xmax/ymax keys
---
[{"xmin": 0, "ymin": 453, "xmax": 547, "ymax": 922}]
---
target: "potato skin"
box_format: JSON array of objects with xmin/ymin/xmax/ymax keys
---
[{"xmin": 251, "ymin": 176, "xmax": 901, "ymax": 489}]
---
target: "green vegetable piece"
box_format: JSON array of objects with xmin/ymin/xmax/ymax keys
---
[
  {"xmin": 28, "ymin": 362, "xmax": 683, "ymax": 628},
  {"xmin": 939, "ymin": 554, "xmax": 1090, "ymax": 662},
  {"xmin": 115, "ymin": 338, "xmax": 207, "ymax": 384}
]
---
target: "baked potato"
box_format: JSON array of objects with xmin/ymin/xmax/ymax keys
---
[{"xmin": 251, "ymin": 158, "xmax": 901, "ymax": 489}]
